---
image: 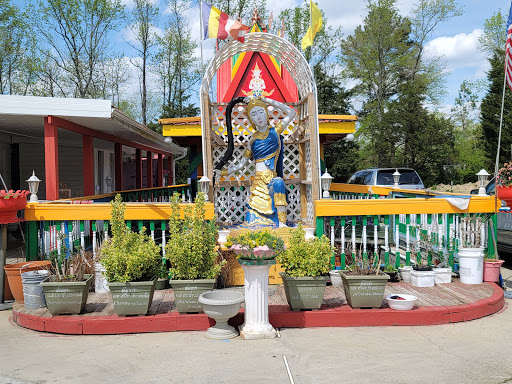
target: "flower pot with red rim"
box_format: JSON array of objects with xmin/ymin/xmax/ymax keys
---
[
  {"xmin": 483, "ymin": 259, "xmax": 505, "ymax": 282},
  {"xmin": 497, "ymin": 185, "xmax": 512, "ymax": 207},
  {"xmin": 0, "ymin": 190, "xmax": 29, "ymax": 224}
]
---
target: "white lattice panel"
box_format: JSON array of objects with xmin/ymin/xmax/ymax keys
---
[
  {"xmin": 305, "ymin": 141, "xmax": 312, "ymax": 181},
  {"xmin": 283, "ymin": 144, "xmax": 300, "ymax": 179},
  {"xmin": 213, "ymin": 146, "xmax": 255, "ymax": 182},
  {"xmin": 214, "ymin": 182, "xmax": 301, "ymax": 224},
  {"xmin": 306, "ymin": 185, "xmax": 314, "ymax": 224},
  {"xmin": 285, "ymin": 183, "xmax": 301, "ymax": 222}
]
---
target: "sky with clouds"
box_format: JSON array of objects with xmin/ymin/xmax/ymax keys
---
[{"xmin": 114, "ymin": 0, "xmax": 512, "ymax": 115}]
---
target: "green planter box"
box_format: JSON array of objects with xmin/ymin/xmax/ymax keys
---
[
  {"xmin": 280, "ymin": 273, "xmax": 329, "ymax": 310},
  {"xmin": 170, "ymin": 279, "xmax": 215, "ymax": 313},
  {"xmin": 340, "ymin": 271, "xmax": 389, "ymax": 308},
  {"xmin": 41, "ymin": 274, "xmax": 93, "ymax": 315},
  {"xmin": 109, "ymin": 278, "xmax": 157, "ymax": 316}
]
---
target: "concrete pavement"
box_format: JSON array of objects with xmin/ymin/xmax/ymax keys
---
[{"xmin": 1, "ymin": 269, "xmax": 512, "ymax": 384}]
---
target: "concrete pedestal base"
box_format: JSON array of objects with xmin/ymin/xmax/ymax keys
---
[{"xmin": 238, "ymin": 261, "xmax": 277, "ymax": 340}]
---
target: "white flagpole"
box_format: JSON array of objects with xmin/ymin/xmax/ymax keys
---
[
  {"xmin": 199, "ymin": 0, "xmax": 205, "ymax": 75},
  {"xmin": 494, "ymin": 72, "xmax": 507, "ymax": 179}
]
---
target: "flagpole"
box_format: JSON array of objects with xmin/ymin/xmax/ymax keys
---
[
  {"xmin": 495, "ymin": 72, "xmax": 506, "ymax": 179},
  {"xmin": 199, "ymin": 0, "xmax": 205, "ymax": 76}
]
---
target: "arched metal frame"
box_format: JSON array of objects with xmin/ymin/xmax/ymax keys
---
[{"xmin": 200, "ymin": 32, "xmax": 322, "ymax": 220}]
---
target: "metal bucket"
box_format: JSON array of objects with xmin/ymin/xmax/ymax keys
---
[{"xmin": 21, "ymin": 270, "xmax": 49, "ymax": 309}]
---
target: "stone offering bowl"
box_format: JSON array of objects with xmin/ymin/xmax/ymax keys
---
[{"xmin": 198, "ymin": 290, "xmax": 245, "ymax": 339}]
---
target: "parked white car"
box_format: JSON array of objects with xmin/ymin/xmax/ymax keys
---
[{"xmin": 347, "ymin": 168, "xmax": 425, "ymax": 190}]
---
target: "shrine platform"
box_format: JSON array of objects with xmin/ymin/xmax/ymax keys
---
[{"xmin": 11, "ymin": 281, "xmax": 504, "ymax": 335}]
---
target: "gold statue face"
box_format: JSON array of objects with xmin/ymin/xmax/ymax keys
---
[{"xmin": 246, "ymin": 98, "xmax": 269, "ymax": 130}]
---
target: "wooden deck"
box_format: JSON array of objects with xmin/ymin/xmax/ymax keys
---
[{"xmin": 11, "ymin": 280, "xmax": 505, "ymax": 335}]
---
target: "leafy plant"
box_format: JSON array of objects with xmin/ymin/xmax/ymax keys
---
[
  {"xmin": 225, "ymin": 228, "xmax": 285, "ymax": 252},
  {"xmin": 100, "ymin": 194, "xmax": 161, "ymax": 283},
  {"xmin": 277, "ymin": 223, "xmax": 332, "ymax": 277},
  {"xmin": 383, "ymin": 264, "xmax": 398, "ymax": 273},
  {"xmin": 48, "ymin": 233, "xmax": 91, "ymax": 282},
  {"xmin": 165, "ymin": 192, "xmax": 224, "ymax": 280},
  {"xmin": 344, "ymin": 244, "xmax": 381, "ymax": 275},
  {"xmin": 497, "ymin": 162, "xmax": 512, "ymax": 187}
]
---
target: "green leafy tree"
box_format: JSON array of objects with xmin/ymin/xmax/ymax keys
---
[
  {"xmin": 481, "ymin": 51, "xmax": 512, "ymax": 169},
  {"xmin": 34, "ymin": 0, "xmax": 125, "ymax": 98},
  {"xmin": 478, "ymin": 10, "xmax": 506, "ymax": 58},
  {"xmin": 154, "ymin": 0, "xmax": 199, "ymax": 120}
]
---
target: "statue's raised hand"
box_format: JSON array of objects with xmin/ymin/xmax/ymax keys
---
[{"xmin": 243, "ymin": 96, "xmax": 252, "ymax": 104}]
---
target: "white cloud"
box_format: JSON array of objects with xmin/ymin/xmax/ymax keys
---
[{"xmin": 425, "ymin": 29, "xmax": 486, "ymax": 71}]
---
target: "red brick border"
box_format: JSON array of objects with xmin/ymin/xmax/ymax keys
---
[{"xmin": 11, "ymin": 283, "xmax": 505, "ymax": 335}]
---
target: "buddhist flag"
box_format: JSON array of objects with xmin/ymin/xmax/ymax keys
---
[
  {"xmin": 301, "ymin": 0, "xmax": 323, "ymax": 51},
  {"xmin": 202, "ymin": 2, "xmax": 249, "ymax": 42}
]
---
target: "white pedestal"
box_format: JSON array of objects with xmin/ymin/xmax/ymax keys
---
[{"xmin": 239, "ymin": 262, "xmax": 277, "ymax": 340}]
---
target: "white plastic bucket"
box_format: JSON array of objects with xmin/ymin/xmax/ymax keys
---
[
  {"xmin": 434, "ymin": 267, "xmax": 452, "ymax": 284},
  {"xmin": 458, "ymin": 248, "xmax": 484, "ymax": 285},
  {"xmin": 94, "ymin": 262, "xmax": 110, "ymax": 293},
  {"xmin": 399, "ymin": 266, "xmax": 413, "ymax": 283},
  {"xmin": 329, "ymin": 270, "xmax": 343, "ymax": 287},
  {"xmin": 411, "ymin": 271, "xmax": 435, "ymax": 287}
]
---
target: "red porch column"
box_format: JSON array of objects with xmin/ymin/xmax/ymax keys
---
[
  {"xmin": 157, "ymin": 154, "xmax": 163, "ymax": 187},
  {"xmin": 167, "ymin": 155, "xmax": 173, "ymax": 185},
  {"xmin": 82, "ymin": 135, "xmax": 94, "ymax": 196},
  {"xmin": 146, "ymin": 151, "xmax": 153, "ymax": 188},
  {"xmin": 136, "ymin": 149, "xmax": 142, "ymax": 189},
  {"xmin": 44, "ymin": 117, "xmax": 59, "ymax": 200},
  {"xmin": 114, "ymin": 143, "xmax": 123, "ymax": 191}
]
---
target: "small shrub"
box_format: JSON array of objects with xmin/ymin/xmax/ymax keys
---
[
  {"xmin": 277, "ymin": 223, "xmax": 332, "ymax": 277},
  {"xmin": 100, "ymin": 194, "xmax": 161, "ymax": 283},
  {"xmin": 165, "ymin": 193, "xmax": 224, "ymax": 280}
]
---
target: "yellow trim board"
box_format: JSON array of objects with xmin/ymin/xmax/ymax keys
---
[
  {"xmin": 315, "ymin": 197, "xmax": 497, "ymax": 217},
  {"xmin": 25, "ymin": 202, "xmax": 215, "ymax": 221},
  {"xmin": 162, "ymin": 124, "xmax": 202, "ymax": 137},
  {"xmin": 319, "ymin": 121, "xmax": 355, "ymax": 134}
]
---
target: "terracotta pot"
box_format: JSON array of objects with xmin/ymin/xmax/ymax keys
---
[
  {"xmin": 483, "ymin": 259, "xmax": 505, "ymax": 282},
  {"xmin": 0, "ymin": 191, "xmax": 29, "ymax": 224},
  {"xmin": 3, "ymin": 261, "xmax": 51, "ymax": 303},
  {"xmin": 497, "ymin": 186, "xmax": 512, "ymax": 207}
]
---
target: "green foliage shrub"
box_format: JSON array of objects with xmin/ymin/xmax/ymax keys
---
[
  {"xmin": 165, "ymin": 193, "xmax": 223, "ymax": 280},
  {"xmin": 100, "ymin": 194, "xmax": 161, "ymax": 283},
  {"xmin": 277, "ymin": 223, "xmax": 333, "ymax": 277}
]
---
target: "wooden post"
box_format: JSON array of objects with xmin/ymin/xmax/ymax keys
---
[
  {"xmin": 146, "ymin": 151, "xmax": 153, "ymax": 188},
  {"xmin": 82, "ymin": 135, "xmax": 94, "ymax": 196},
  {"xmin": 202, "ymin": 95, "xmax": 214, "ymax": 201},
  {"xmin": 157, "ymin": 154, "xmax": 163, "ymax": 187},
  {"xmin": 136, "ymin": 149, "xmax": 142, "ymax": 189},
  {"xmin": 114, "ymin": 143, "xmax": 123, "ymax": 191},
  {"xmin": 44, "ymin": 117, "xmax": 59, "ymax": 200}
]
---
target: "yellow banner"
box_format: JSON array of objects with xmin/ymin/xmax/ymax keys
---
[{"xmin": 301, "ymin": 0, "xmax": 323, "ymax": 51}]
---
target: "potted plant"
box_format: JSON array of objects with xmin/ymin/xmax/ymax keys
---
[
  {"xmin": 100, "ymin": 194, "xmax": 162, "ymax": 315},
  {"xmin": 339, "ymin": 246, "xmax": 389, "ymax": 308},
  {"xmin": 381, "ymin": 264, "xmax": 400, "ymax": 282},
  {"xmin": 277, "ymin": 224, "xmax": 332, "ymax": 310},
  {"xmin": 0, "ymin": 190, "xmax": 29, "ymax": 224},
  {"xmin": 41, "ymin": 238, "xmax": 94, "ymax": 315},
  {"xmin": 497, "ymin": 162, "xmax": 512, "ymax": 206},
  {"xmin": 226, "ymin": 227, "xmax": 285, "ymax": 261},
  {"xmin": 458, "ymin": 215, "xmax": 487, "ymax": 285},
  {"xmin": 165, "ymin": 193, "xmax": 225, "ymax": 313},
  {"xmin": 411, "ymin": 232, "xmax": 436, "ymax": 287}
]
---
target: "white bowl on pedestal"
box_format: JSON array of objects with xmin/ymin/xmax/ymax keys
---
[{"xmin": 198, "ymin": 290, "xmax": 244, "ymax": 339}]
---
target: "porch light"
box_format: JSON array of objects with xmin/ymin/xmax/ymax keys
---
[
  {"xmin": 345, "ymin": 133, "xmax": 354, "ymax": 142},
  {"xmin": 393, "ymin": 169, "xmax": 401, "ymax": 189},
  {"xmin": 26, "ymin": 171, "xmax": 41, "ymax": 202},
  {"xmin": 476, "ymin": 169, "xmax": 490, "ymax": 196},
  {"xmin": 321, "ymin": 169, "xmax": 333, "ymax": 199},
  {"xmin": 198, "ymin": 175, "xmax": 211, "ymax": 201},
  {"xmin": 105, "ymin": 175, "xmax": 113, "ymax": 193}
]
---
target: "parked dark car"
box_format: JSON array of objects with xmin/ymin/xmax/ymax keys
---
[{"xmin": 347, "ymin": 168, "xmax": 425, "ymax": 190}]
